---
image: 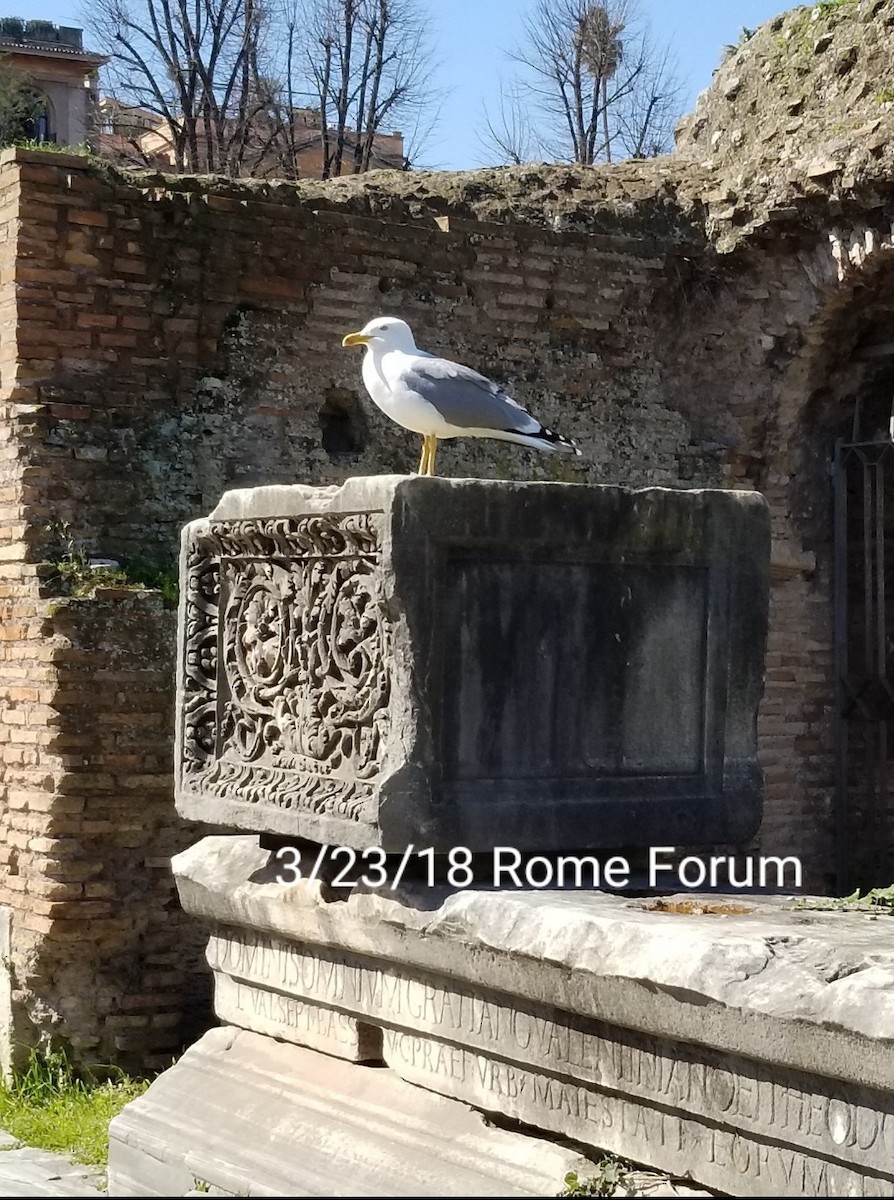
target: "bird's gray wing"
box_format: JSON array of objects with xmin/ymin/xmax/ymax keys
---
[{"xmin": 401, "ymin": 357, "xmax": 540, "ymax": 434}]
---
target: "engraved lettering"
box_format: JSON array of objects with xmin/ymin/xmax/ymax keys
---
[{"xmin": 209, "ymin": 929, "xmax": 894, "ymax": 1192}]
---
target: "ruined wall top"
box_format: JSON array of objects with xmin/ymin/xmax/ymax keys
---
[
  {"xmin": 284, "ymin": 0, "xmax": 894, "ymax": 252},
  {"xmin": 57, "ymin": 150, "xmax": 710, "ymax": 249},
  {"xmin": 676, "ymin": 1, "xmax": 894, "ymax": 214},
  {"xmin": 6, "ymin": 5, "xmax": 894, "ymax": 266}
]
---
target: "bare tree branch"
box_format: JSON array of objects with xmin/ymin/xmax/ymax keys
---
[
  {"xmin": 297, "ymin": 0, "xmax": 436, "ymax": 178},
  {"xmin": 483, "ymin": 0, "xmax": 681, "ymax": 168},
  {"xmin": 89, "ymin": 0, "xmax": 275, "ymax": 175},
  {"xmin": 479, "ymin": 82, "xmax": 539, "ymax": 166},
  {"xmin": 88, "ymin": 0, "xmax": 436, "ymax": 178}
]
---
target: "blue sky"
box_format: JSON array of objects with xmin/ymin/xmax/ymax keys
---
[{"xmin": 33, "ymin": 0, "xmax": 792, "ymax": 169}]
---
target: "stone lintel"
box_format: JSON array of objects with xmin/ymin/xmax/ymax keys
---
[
  {"xmin": 203, "ymin": 925, "xmax": 894, "ymax": 1191},
  {"xmin": 176, "ymin": 837, "xmax": 894, "ymax": 1094},
  {"xmin": 175, "ymin": 837, "xmax": 894, "ymax": 1196}
]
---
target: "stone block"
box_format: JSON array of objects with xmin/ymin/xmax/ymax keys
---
[
  {"xmin": 212, "ymin": 971, "xmax": 381, "ymax": 1061},
  {"xmin": 175, "ymin": 477, "xmax": 769, "ymax": 850},
  {"xmin": 170, "ymin": 836, "xmax": 894, "ymax": 1198},
  {"xmin": 107, "ymin": 1026, "xmax": 594, "ymax": 1197},
  {"xmin": 0, "ymin": 1146, "xmax": 102, "ymax": 1195}
]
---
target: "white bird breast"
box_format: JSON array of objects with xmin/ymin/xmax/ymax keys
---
[{"xmin": 362, "ymin": 348, "xmax": 454, "ymax": 437}]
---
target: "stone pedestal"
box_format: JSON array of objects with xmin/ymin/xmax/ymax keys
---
[
  {"xmin": 175, "ymin": 477, "xmax": 770, "ymax": 850},
  {"xmin": 108, "ymin": 836, "xmax": 894, "ymax": 1198}
]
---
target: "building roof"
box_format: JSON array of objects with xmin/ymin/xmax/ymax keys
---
[
  {"xmin": 0, "ymin": 20, "xmax": 106, "ymax": 67},
  {"xmin": 0, "ymin": 41, "xmax": 107, "ymax": 65}
]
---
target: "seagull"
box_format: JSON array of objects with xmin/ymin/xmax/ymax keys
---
[{"xmin": 341, "ymin": 316, "xmax": 580, "ymax": 476}]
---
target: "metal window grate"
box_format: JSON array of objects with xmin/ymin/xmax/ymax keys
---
[{"xmin": 833, "ymin": 417, "xmax": 894, "ymax": 891}]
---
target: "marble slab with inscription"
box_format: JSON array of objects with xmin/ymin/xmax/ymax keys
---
[
  {"xmin": 175, "ymin": 476, "xmax": 769, "ymax": 850},
  {"xmin": 213, "ymin": 972, "xmax": 381, "ymax": 1061},
  {"xmin": 204, "ymin": 927, "xmax": 894, "ymax": 1196},
  {"xmin": 166, "ymin": 836, "xmax": 894, "ymax": 1198}
]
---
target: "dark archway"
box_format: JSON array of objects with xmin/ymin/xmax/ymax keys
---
[{"xmin": 793, "ymin": 253, "xmax": 894, "ymax": 890}]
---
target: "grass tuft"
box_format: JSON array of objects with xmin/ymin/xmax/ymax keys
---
[
  {"xmin": 794, "ymin": 883, "xmax": 894, "ymax": 913},
  {"xmin": 0, "ymin": 1048, "xmax": 147, "ymax": 1167},
  {"xmin": 12, "ymin": 139, "xmax": 91, "ymax": 156}
]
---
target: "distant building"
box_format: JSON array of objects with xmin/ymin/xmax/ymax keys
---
[
  {"xmin": 98, "ymin": 98, "xmax": 405, "ymax": 179},
  {"xmin": 0, "ymin": 18, "xmax": 106, "ymax": 147}
]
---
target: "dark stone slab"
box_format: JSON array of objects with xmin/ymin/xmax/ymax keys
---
[{"xmin": 175, "ymin": 476, "xmax": 769, "ymax": 850}]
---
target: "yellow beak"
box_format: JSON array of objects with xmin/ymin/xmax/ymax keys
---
[{"xmin": 342, "ymin": 331, "xmax": 371, "ymax": 347}]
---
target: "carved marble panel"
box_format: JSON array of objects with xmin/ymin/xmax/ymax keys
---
[{"xmin": 178, "ymin": 512, "xmax": 390, "ymax": 826}]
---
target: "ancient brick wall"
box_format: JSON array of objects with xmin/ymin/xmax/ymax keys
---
[
  {"xmin": 7, "ymin": 150, "xmax": 724, "ymax": 567},
  {"xmin": 33, "ymin": 594, "xmax": 211, "ymax": 1066},
  {"xmin": 0, "ymin": 145, "xmax": 736, "ymax": 1063},
  {"xmin": 0, "ymin": 152, "xmax": 214, "ymax": 1067},
  {"xmin": 648, "ymin": 245, "xmax": 840, "ymax": 889},
  {"xmin": 0, "ymin": 142, "xmax": 870, "ymax": 1062}
]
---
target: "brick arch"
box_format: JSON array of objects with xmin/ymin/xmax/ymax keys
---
[
  {"xmin": 755, "ymin": 228, "xmax": 894, "ymax": 890},
  {"xmin": 789, "ymin": 223, "xmax": 894, "ymax": 403},
  {"xmin": 760, "ymin": 231, "xmax": 894, "ymax": 547}
]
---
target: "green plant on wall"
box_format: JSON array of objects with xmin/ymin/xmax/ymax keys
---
[
  {"xmin": 559, "ymin": 1158, "xmax": 630, "ymax": 1197},
  {"xmin": 44, "ymin": 522, "xmax": 118, "ymax": 596},
  {"xmin": 723, "ymin": 26, "xmax": 755, "ymax": 59},
  {"xmin": 13, "ymin": 138, "xmax": 89, "ymax": 154},
  {"xmin": 794, "ymin": 883, "xmax": 894, "ymax": 913},
  {"xmin": 816, "ymin": 0, "xmax": 857, "ymax": 12},
  {"xmin": 123, "ymin": 555, "xmax": 179, "ymax": 604},
  {"xmin": 43, "ymin": 521, "xmax": 178, "ymax": 604}
]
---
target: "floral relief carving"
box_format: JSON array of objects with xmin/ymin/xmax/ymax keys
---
[{"xmin": 179, "ymin": 512, "xmax": 389, "ymax": 822}]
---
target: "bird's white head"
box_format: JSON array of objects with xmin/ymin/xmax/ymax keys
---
[{"xmin": 341, "ymin": 316, "xmax": 417, "ymax": 354}]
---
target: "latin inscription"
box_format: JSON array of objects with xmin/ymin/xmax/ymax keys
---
[
  {"xmin": 385, "ymin": 1031, "xmax": 893, "ymax": 1198},
  {"xmin": 206, "ymin": 928, "xmax": 894, "ymax": 1187},
  {"xmin": 213, "ymin": 973, "xmax": 377, "ymax": 1060}
]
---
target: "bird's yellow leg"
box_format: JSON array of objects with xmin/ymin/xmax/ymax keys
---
[
  {"xmin": 427, "ymin": 437, "xmax": 439, "ymax": 477},
  {"xmin": 418, "ymin": 437, "xmax": 429, "ymax": 475}
]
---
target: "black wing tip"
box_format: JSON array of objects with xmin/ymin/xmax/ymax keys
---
[{"xmin": 538, "ymin": 425, "xmax": 581, "ymax": 455}]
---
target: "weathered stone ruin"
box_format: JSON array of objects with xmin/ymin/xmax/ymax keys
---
[
  {"xmin": 110, "ymin": 843, "xmax": 894, "ymax": 1196},
  {"xmin": 108, "ymin": 474, "xmax": 784, "ymax": 1195},
  {"xmin": 175, "ymin": 478, "xmax": 769, "ymax": 850},
  {"xmin": 0, "ymin": 0, "xmax": 894, "ymax": 1138}
]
